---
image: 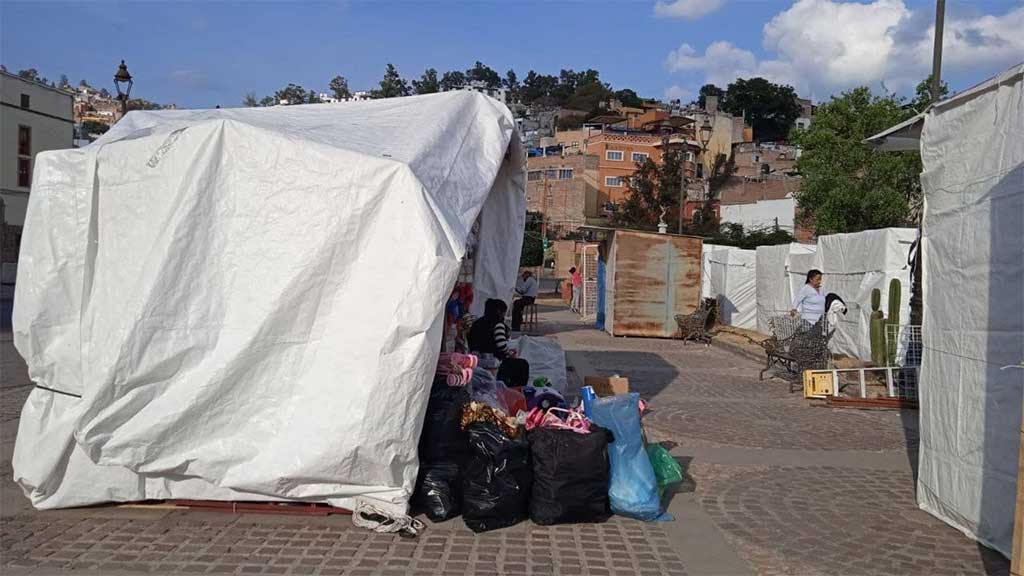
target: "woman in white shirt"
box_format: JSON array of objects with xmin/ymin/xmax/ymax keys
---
[{"xmin": 791, "ymin": 269, "xmax": 826, "ymax": 324}]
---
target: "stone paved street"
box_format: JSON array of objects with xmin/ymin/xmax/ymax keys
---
[{"xmin": 0, "ymin": 300, "xmax": 1012, "ymax": 575}]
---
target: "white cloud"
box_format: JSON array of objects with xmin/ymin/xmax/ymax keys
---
[
  {"xmin": 654, "ymin": 0, "xmax": 725, "ymax": 20},
  {"xmin": 664, "ymin": 85, "xmax": 691, "ymax": 102},
  {"xmin": 665, "ymin": 0, "xmax": 1024, "ymax": 97}
]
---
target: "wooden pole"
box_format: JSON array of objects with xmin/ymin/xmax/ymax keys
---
[{"xmin": 1013, "ymin": 411, "xmax": 1024, "ymax": 575}]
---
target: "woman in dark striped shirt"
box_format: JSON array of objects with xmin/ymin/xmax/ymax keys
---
[{"xmin": 468, "ymin": 298, "xmax": 512, "ymax": 360}]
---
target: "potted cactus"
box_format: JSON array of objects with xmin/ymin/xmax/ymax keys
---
[{"xmin": 885, "ymin": 278, "xmax": 901, "ymax": 365}]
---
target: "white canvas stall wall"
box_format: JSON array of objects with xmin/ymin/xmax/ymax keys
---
[
  {"xmin": 705, "ymin": 248, "xmax": 758, "ymax": 330},
  {"xmin": 917, "ymin": 64, "xmax": 1023, "ymax": 558},
  {"xmin": 755, "ymin": 243, "xmax": 817, "ymax": 334},
  {"xmin": 11, "ymin": 92, "xmax": 525, "ymax": 515},
  {"xmin": 815, "ymin": 228, "xmax": 916, "ymax": 360},
  {"xmin": 699, "ymin": 243, "xmax": 726, "ymax": 299},
  {"xmin": 720, "ymin": 197, "xmax": 797, "ymax": 231}
]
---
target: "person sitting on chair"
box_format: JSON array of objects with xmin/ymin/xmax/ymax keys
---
[
  {"xmin": 468, "ymin": 298, "xmax": 512, "ymax": 360},
  {"xmin": 512, "ymin": 270, "xmax": 538, "ymax": 331}
]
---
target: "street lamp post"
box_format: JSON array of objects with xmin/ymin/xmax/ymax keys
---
[{"xmin": 113, "ymin": 60, "xmax": 133, "ymax": 118}]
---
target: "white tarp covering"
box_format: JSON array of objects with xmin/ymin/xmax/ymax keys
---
[
  {"xmin": 11, "ymin": 92, "xmax": 526, "ymax": 515},
  {"xmin": 511, "ymin": 336, "xmax": 568, "ymax": 395},
  {"xmin": 917, "ymin": 64, "xmax": 1023, "ymax": 558},
  {"xmin": 704, "ymin": 248, "xmax": 758, "ymax": 330},
  {"xmin": 816, "ymin": 228, "xmax": 916, "ymax": 360},
  {"xmin": 755, "ymin": 243, "xmax": 817, "ymax": 334}
]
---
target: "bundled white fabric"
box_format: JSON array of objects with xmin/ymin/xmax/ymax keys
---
[
  {"xmin": 815, "ymin": 228, "xmax": 915, "ymax": 359},
  {"xmin": 511, "ymin": 335, "xmax": 568, "ymax": 395},
  {"xmin": 754, "ymin": 243, "xmax": 817, "ymax": 334},
  {"xmin": 705, "ymin": 248, "xmax": 758, "ymax": 330},
  {"xmin": 917, "ymin": 64, "xmax": 1023, "ymax": 558},
  {"xmin": 12, "ymin": 92, "xmax": 525, "ymax": 515}
]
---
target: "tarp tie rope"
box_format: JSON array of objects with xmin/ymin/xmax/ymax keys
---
[
  {"xmin": 33, "ymin": 385, "xmax": 82, "ymax": 399},
  {"xmin": 351, "ymin": 501, "xmax": 425, "ymax": 539}
]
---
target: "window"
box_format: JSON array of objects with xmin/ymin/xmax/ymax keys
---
[
  {"xmin": 20, "ymin": 94, "xmax": 30, "ymax": 108},
  {"xmin": 605, "ymin": 176, "xmax": 624, "ymax": 187},
  {"xmin": 696, "ymin": 163, "xmax": 704, "ymax": 179},
  {"xmin": 686, "ymin": 151, "xmax": 695, "ymax": 162},
  {"xmin": 17, "ymin": 158, "xmax": 31, "ymax": 188},
  {"xmin": 606, "ymin": 150, "xmax": 624, "ymax": 161},
  {"xmin": 545, "ymin": 169, "xmax": 558, "ymax": 180},
  {"xmin": 631, "ymin": 152, "xmax": 649, "ymax": 163},
  {"xmin": 18, "ymin": 126, "xmax": 32, "ymax": 156},
  {"xmin": 558, "ymin": 169, "xmax": 573, "ymax": 180},
  {"xmin": 570, "ymin": 141, "xmax": 579, "ymax": 148},
  {"xmin": 527, "ymin": 170, "xmax": 542, "ymax": 182},
  {"xmin": 692, "ymin": 210, "xmax": 703, "ymax": 225}
]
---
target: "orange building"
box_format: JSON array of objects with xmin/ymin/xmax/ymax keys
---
[{"xmin": 586, "ymin": 131, "xmax": 664, "ymax": 206}]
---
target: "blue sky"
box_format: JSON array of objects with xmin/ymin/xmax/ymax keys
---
[{"xmin": 2, "ymin": 0, "xmax": 1022, "ymax": 109}]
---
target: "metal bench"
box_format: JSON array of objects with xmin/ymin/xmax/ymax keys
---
[
  {"xmin": 760, "ymin": 315, "xmax": 834, "ymax": 380},
  {"xmin": 675, "ymin": 301, "xmax": 712, "ymax": 345}
]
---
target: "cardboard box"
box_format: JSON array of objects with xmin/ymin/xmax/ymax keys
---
[
  {"xmin": 584, "ymin": 375, "xmax": 630, "ymax": 397},
  {"xmin": 803, "ymin": 370, "xmax": 835, "ymax": 399}
]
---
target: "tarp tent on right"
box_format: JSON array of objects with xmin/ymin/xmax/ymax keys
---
[{"xmin": 915, "ymin": 63, "xmax": 1024, "ymax": 558}]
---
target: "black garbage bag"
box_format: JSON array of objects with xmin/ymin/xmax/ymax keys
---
[
  {"xmin": 418, "ymin": 375, "xmax": 470, "ymax": 463},
  {"xmin": 527, "ymin": 425, "xmax": 613, "ymax": 525},
  {"xmin": 412, "ymin": 462, "xmax": 462, "ymax": 522},
  {"xmin": 412, "ymin": 376, "xmax": 470, "ymax": 521},
  {"xmin": 462, "ymin": 422, "xmax": 532, "ymax": 533}
]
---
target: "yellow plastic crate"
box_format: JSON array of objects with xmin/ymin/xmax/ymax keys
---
[{"xmin": 803, "ymin": 370, "xmax": 835, "ymax": 399}]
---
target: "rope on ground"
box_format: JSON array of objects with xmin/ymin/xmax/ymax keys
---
[{"xmin": 351, "ymin": 501, "xmax": 425, "ymax": 539}]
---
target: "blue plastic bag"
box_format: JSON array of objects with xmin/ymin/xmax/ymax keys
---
[{"xmin": 589, "ymin": 393, "xmax": 664, "ymax": 521}]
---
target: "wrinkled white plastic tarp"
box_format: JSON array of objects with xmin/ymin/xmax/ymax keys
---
[
  {"xmin": 754, "ymin": 243, "xmax": 817, "ymax": 334},
  {"xmin": 816, "ymin": 228, "xmax": 916, "ymax": 360},
  {"xmin": 510, "ymin": 336, "xmax": 568, "ymax": 395},
  {"xmin": 917, "ymin": 64, "xmax": 1023, "ymax": 558},
  {"xmin": 704, "ymin": 248, "xmax": 758, "ymax": 330},
  {"xmin": 12, "ymin": 92, "xmax": 526, "ymax": 515}
]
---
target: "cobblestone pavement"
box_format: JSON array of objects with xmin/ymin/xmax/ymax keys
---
[
  {"xmin": 1, "ymin": 301, "xmax": 1013, "ymax": 576},
  {"xmin": 537, "ymin": 304, "xmax": 1009, "ymax": 576}
]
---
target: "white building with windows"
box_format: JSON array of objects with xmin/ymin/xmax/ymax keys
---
[
  {"xmin": 442, "ymin": 81, "xmax": 508, "ymax": 105},
  {"xmin": 1, "ymin": 71, "xmax": 74, "ymax": 227}
]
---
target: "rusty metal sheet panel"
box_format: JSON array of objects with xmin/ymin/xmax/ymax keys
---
[{"xmin": 609, "ymin": 231, "xmax": 702, "ymax": 338}]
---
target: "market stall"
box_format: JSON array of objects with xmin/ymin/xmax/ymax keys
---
[{"xmin": 11, "ymin": 92, "xmax": 525, "ymax": 518}]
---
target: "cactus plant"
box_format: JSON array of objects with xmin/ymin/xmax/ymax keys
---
[
  {"xmin": 885, "ymin": 278, "xmax": 902, "ymax": 365},
  {"xmin": 869, "ymin": 287, "xmax": 886, "ymax": 366}
]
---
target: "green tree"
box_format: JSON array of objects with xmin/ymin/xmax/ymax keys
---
[
  {"xmin": 412, "ymin": 68, "xmax": 439, "ymax": 94},
  {"xmin": 81, "ymin": 120, "xmax": 109, "ymax": 135},
  {"xmin": 259, "ymin": 95, "xmax": 276, "ymax": 107},
  {"xmin": 614, "ymin": 150, "xmax": 687, "ymax": 231},
  {"xmin": 698, "ymin": 84, "xmax": 724, "ymax": 108},
  {"xmin": 126, "ymin": 98, "xmax": 163, "ymax": 111},
  {"xmin": 909, "ymin": 74, "xmax": 950, "ymax": 112},
  {"xmin": 58, "ymin": 74, "xmax": 70, "ymax": 89},
  {"xmin": 307, "ymin": 89, "xmax": 320, "ymax": 104},
  {"xmin": 328, "ymin": 75, "xmax": 351, "ymax": 100},
  {"xmin": 721, "ymin": 77, "xmax": 801, "ymax": 142},
  {"xmin": 503, "ymin": 69, "xmax": 520, "ymax": 101},
  {"xmin": 520, "ymin": 211, "xmax": 544, "ymax": 267},
  {"xmin": 372, "ymin": 64, "xmax": 410, "ymax": 98},
  {"xmin": 466, "ymin": 61, "xmax": 500, "ymax": 88},
  {"xmin": 613, "ymin": 89, "xmax": 643, "ymax": 108},
  {"xmin": 243, "ymin": 92, "xmax": 259, "ymax": 107},
  {"xmin": 521, "ymin": 71, "xmax": 558, "ymax": 105},
  {"xmin": 439, "ymin": 70, "xmax": 466, "ymax": 91},
  {"xmin": 17, "ymin": 68, "xmax": 42, "ymax": 82},
  {"xmin": 794, "ymin": 86, "xmax": 922, "ymax": 235},
  {"xmin": 274, "ymin": 83, "xmax": 309, "ymax": 105}
]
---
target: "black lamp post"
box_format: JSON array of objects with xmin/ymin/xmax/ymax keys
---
[{"xmin": 113, "ymin": 60, "xmax": 133, "ymax": 117}]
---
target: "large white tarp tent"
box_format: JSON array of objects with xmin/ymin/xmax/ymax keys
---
[
  {"xmin": 11, "ymin": 92, "xmax": 526, "ymax": 516},
  {"xmin": 755, "ymin": 242, "xmax": 817, "ymax": 334},
  {"xmin": 703, "ymin": 247, "xmax": 758, "ymax": 330},
  {"xmin": 816, "ymin": 228, "xmax": 916, "ymax": 359},
  {"xmin": 915, "ymin": 63, "xmax": 1023, "ymax": 558}
]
